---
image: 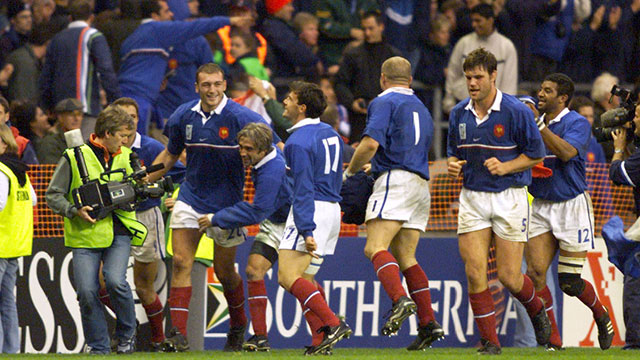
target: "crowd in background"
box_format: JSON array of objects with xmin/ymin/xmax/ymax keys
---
[{"xmin": 0, "ymin": 0, "xmax": 638, "ymax": 166}]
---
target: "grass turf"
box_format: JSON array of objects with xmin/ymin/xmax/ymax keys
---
[{"xmin": 1, "ymin": 347, "xmax": 637, "ymax": 359}]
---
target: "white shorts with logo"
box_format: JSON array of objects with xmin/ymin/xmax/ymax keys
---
[
  {"xmin": 255, "ymin": 219, "xmax": 285, "ymax": 251},
  {"xmin": 279, "ymin": 201, "xmax": 340, "ymax": 256},
  {"xmin": 457, "ymin": 187, "xmax": 530, "ymax": 242},
  {"xmin": 170, "ymin": 200, "xmax": 247, "ymax": 248},
  {"xmin": 365, "ymin": 170, "xmax": 430, "ymax": 231},
  {"xmin": 131, "ymin": 206, "xmax": 165, "ymax": 263},
  {"xmin": 529, "ymin": 192, "xmax": 595, "ymax": 252}
]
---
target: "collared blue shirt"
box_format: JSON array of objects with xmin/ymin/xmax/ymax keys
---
[
  {"xmin": 529, "ymin": 108, "xmax": 591, "ymax": 201},
  {"xmin": 165, "ymin": 95, "xmax": 280, "ymax": 213},
  {"xmin": 447, "ymin": 90, "xmax": 546, "ymax": 192}
]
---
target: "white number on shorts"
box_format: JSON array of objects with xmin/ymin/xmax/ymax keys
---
[
  {"xmin": 322, "ymin": 136, "xmax": 340, "ymax": 174},
  {"xmin": 413, "ymin": 111, "xmax": 420, "ymax": 146}
]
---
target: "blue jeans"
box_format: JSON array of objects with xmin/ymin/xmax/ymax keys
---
[
  {"xmin": 0, "ymin": 258, "xmax": 19, "ymax": 353},
  {"xmin": 72, "ymin": 235, "xmax": 136, "ymax": 353}
]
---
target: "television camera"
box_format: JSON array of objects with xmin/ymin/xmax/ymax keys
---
[{"xmin": 64, "ymin": 129, "xmax": 173, "ymax": 220}]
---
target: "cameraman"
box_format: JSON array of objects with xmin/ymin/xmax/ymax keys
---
[
  {"xmin": 610, "ymin": 103, "xmax": 640, "ymax": 349},
  {"xmin": 45, "ymin": 106, "xmax": 146, "ymax": 354},
  {"xmin": 610, "ymin": 104, "xmax": 640, "ymax": 210}
]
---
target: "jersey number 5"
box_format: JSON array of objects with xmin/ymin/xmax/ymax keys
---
[{"xmin": 322, "ymin": 136, "xmax": 340, "ymax": 174}]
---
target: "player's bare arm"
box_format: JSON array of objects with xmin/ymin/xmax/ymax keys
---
[
  {"xmin": 484, "ymin": 154, "xmax": 542, "ymax": 176},
  {"xmin": 148, "ymin": 148, "xmax": 180, "ymax": 182},
  {"xmin": 539, "ymin": 127, "xmax": 578, "ymax": 162},
  {"xmin": 447, "ymin": 156, "xmax": 467, "ymax": 177},
  {"xmin": 345, "ymin": 136, "xmax": 378, "ymax": 179}
]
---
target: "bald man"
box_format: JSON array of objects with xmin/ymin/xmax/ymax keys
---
[{"xmin": 344, "ymin": 56, "xmax": 443, "ymax": 350}]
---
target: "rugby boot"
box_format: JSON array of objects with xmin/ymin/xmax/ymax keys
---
[
  {"xmin": 531, "ymin": 304, "xmax": 552, "ymax": 345},
  {"xmin": 406, "ymin": 320, "xmax": 445, "ymax": 350},
  {"xmin": 162, "ymin": 327, "xmax": 189, "ymax": 352},
  {"xmin": 595, "ymin": 308, "xmax": 615, "ymax": 350},
  {"xmin": 223, "ymin": 325, "xmax": 246, "ymax": 352},
  {"xmin": 313, "ymin": 319, "xmax": 352, "ymax": 354},
  {"xmin": 381, "ymin": 296, "xmax": 417, "ymax": 336},
  {"xmin": 477, "ymin": 338, "xmax": 501, "ymax": 355},
  {"xmin": 242, "ymin": 334, "xmax": 270, "ymax": 352}
]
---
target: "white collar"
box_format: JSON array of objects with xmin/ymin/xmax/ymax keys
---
[
  {"xmin": 190, "ymin": 96, "xmax": 228, "ymax": 122},
  {"xmin": 254, "ymin": 147, "xmax": 277, "ymax": 169},
  {"xmin": 68, "ymin": 20, "xmax": 90, "ymax": 28},
  {"xmin": 464, "ymin": 89, "xmax": 502, "ymax": 125},
  {"xmin": 465, "ymin": 89, "xmax": 503, "ymax": 113},
  {"xmin": 378, "ymin": 86, "xmax": 414, "ymax": 97},
  {"xmin": 542, "ymin": 107, "xmax": 570, "ymax": 126},
  {"xmin": 132, "ymin": 132, "xmax": 142, "ymax": 149},
  {"xmin": 141, "ymin": 18, "xmax": 154, "ymax": 25},
  {"xmin": 287, "ymin": 118, "xmax": 320, "ymax": 133}
]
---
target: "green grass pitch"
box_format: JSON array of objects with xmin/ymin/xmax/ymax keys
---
[{"xmin": 2, "ymin": 348, "xmax": 638, "ymax": 359}]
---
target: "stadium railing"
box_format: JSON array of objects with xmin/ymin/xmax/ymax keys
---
[{"xmin": 29, "ymin": 161, "xmax": 634, "ymax": 239}]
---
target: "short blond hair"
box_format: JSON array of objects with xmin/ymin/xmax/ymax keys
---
[
  {"xmin": 293, "ymin": 12, "xmax": 318, "ymax": 33},
  {"xmin": 0, "ymin": 124, "xmax": 19, "ymax": 155},
  {"xmin": 381, "ymin": 56, "xmax": 412, "ymax": 85},
  {"xmin": 237, "ymin": 123, "xmax": 272, "ymax": 153}
]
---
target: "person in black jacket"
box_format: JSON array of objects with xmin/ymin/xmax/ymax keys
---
[{"xmin": 333, "ymin": 10, "xmax": 400, "ymax": 143}]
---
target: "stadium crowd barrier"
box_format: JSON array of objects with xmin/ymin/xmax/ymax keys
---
[{"xmin": 29, "ymin": 161, "xmax": 636, "ymax": 239}]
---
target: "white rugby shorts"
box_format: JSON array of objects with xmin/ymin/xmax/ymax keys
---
[
  {"xmin": 365, "ymin": 170, "xmax": 430, "ymax": 231},
  {"xmin": 279, "ymin": 201, "xmax": 340, "ymax": 256},
  {"xmin": 170, "ymin": 200, "xmax": 246, "ymax": 248},
  {"xmin": 131, "ymin": 206, "xmax": 165, "ymax": 262},
  {"xmin": 457, "ymin": 187, "xmax": 530, "ymax": 242},
  {"xmin": 254, "ymin": 219, "xmax": 285, "ymax": 251},
  {"xmin": 529, "ymin": 192, "xmax": 595, "ymax": 252}
]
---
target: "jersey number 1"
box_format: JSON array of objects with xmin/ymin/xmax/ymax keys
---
[
  {"xmin": 413, "ymin": 111, "xmax": 420, "ymax": 146},
  {"xmin": 322, "ymin": 136, "xmax": 340, "ymax": 174}
]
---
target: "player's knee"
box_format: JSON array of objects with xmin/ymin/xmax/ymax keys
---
[
  {"xmin": 525, "ymin": 265, "xmax": 546, "ymax": 286},
  {"xmin": 363, "ymin": 245, "xmax": 383, "ymax": 261},
  {"xmin": 245, "ymin": 263, "xmax": 266, "ymax": 281},
  {"xmin": 557, "ymin": 255, "xmax": 585, "ymax": 296},
  {"xmin": 172, "ymin": 252, "xmax": 193, "ymax": 274},
  {"xmin": 497, "ymin": 267, "xmax": 521, "ymax": 291},
  {"xmin": 558, "ymin": 272, "xmax": 584, "ymax": 297}
]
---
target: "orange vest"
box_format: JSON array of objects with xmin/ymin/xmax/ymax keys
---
[
  {"xmin": 10, "ymin": 126, "xmax": 28, "ymax": 157},
  {"xmin": 217, "ymin": 26, "xmax": 267, "ymax": 65}
]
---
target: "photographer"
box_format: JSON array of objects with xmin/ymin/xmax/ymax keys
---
[
  {"xmin": 45, "ymin": 106, "xmax": 146, "ymax": 354},
  {"xmin": 609, "ymin": 103, "xmax": 640, "ymax": 349},
  {"xmin": 610, "ymin": 104, "xmax": 640, "ymax": 210}
]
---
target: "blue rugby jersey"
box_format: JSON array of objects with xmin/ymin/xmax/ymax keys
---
[
  {"xmin": 363, "ymin": 87, "xmax": 434, "ymax": 180},
  {"xmin": 211, "ymin": 147, "xmax": 291, "ymax": 228},
  {"xmin": 285, "ymin": 119, "xmax": 343, "ymax": 238},
  {"xmin": 447, "ymin": 90, "xmax": 546, "ymax": 192},
  {"xmin": 165, "ymin": 96, "xmax": 280, "ymax": 213},
  {"xmin": 118, "ymin": 17, "xmax": 229, "ymax": 104},
  {"xmin": 529, "ymin": 109, "xmax": 591, "ymax": 201},
  {"xmin": 131, "ymin": 133, "xmax": 185, "ymax": 211}
]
